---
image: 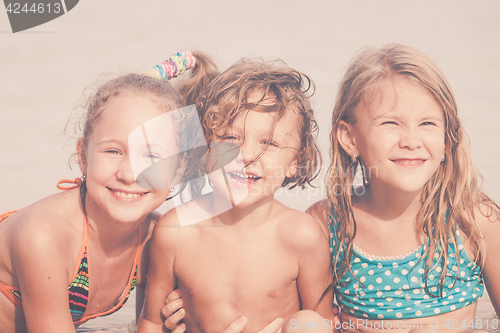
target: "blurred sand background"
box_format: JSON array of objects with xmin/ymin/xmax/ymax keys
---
[{"xmin": 0, "ymin": 0, "xmax": 499, "ymax": 331}]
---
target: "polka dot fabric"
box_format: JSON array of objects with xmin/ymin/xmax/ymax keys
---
[{"xmin": 329, "ymin": 215, "xmax": 483, "ymax": 320}]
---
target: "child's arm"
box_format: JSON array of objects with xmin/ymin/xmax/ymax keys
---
[
  {"xmin": 305, "ymin": 200, "xmax": 341, "ymax": 326},
  {"xmin": 288, "ymin": 212, "xmax": 335, "ymax": 320},
  {"xmin": 476, "ymin": 204, "xmax": 500, "ymax": 315},
  {"xmin": 137, "ymin": 212, "xmax": 179, "ymax": 333},
  {"xmin": 136, "ymin": 212, "xmax": 159, "ymax": 321},
  {"xmin": 136, "ymin": 276, "xmax": 148, "ymax": 321},
  {"xmin": 11, "ymin": 215, "xmax": 78, "ymax": 333}
]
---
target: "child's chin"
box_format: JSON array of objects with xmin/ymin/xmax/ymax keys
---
[{"xmin": 109, "ymin": 209, "xmax": 146, "ymax": 224}]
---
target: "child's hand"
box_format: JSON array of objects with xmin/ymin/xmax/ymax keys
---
[
  {"xmin": 223, "ymin": 316, "xmax": 283, "ymax": 333},
  {"xmin": 161, "ymin": 289, "xmax": 283, "ymax": 333},
  {"xmin": 333, "ymin": 303, "xmax": 340, "ymax": 322},
  {"xmin": 332, "ymin": 304, "xmax": 341, "ymax": 333},
  {"xmin": 162, "ymin": 289, "xmax": 185, "ymax": 333}
]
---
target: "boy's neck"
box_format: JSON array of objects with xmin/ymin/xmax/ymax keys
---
[{"xmin": 215, "ymin": 194, "xmax": 277, "ymax": 229}]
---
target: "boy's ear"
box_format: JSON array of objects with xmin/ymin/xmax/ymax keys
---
[
  {"xmin": 286, "ymin": 158, "xmax": 298, "ymax": 179},
  {"xmin": 76, "ymin": 138, "xmax": 87, "ymax": 175},
  {"xmin": 337, "ymin": 121, "xmax": 358, "ymax": 157}
]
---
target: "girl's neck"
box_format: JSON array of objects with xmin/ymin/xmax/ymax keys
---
[
  {"xmin": 360, "ymin": 181, "xmax": 423, "ymax": 222},
  {"xmin": 83, "ymin": 197, "xmax": 144, "ymax": 255}
]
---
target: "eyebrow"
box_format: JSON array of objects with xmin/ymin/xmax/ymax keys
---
[
  {"xmin": 97, "ymin": 140, "xmax": 174, "ymax": 151},
  {"xmin": 145, "ymin": 143, "xmax": 176, "ymax": 153},
  {"xmin": 419, "ymin": 115, "xmax": 444, "ymax": 121},
  {"xmin": 96, "ymin": 140, "xmax": 124, "ymax": 146},
  {"xmin": 374, "ymin": 114, "xmax": 443, "ymax": 122}
]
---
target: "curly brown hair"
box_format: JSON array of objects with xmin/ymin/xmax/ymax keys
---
[{"xmin": 179, "ymin": 54, "xmax": 321, "ymax": 190}]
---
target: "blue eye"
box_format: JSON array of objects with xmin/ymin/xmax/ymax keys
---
[
  {"xmin": 420, "ymin": 122, "xmax": 436, "ymax": 126},
  {"xmin": 263, "ymin": 140, "xmax": 278, "ymax": 147},
  {"xmin": 261, "ymin": 140, "xmax": 278, "ymax": 147},
  {"xmin": 144, "ymin": 153, "xmax": 161, "ymax": 159},
  {"xmin": 105, "ymin": 149, "xmax": 120, "ymax": 155}
]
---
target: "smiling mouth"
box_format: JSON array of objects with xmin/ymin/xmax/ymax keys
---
[
  {"xmin": 228, "ymin": 172, "xmax": 261, "ymax": 186},
  {"xmin": 391, "ymin": 159, "xmax": 426, "ymax": 166},
  {"xmin": 108, "ymin": 188, "xmax": 148, "ymax": 199}
]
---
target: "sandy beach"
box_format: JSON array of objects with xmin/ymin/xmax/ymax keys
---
[{"xmin": 0, "ymin": 1, "xmax": 499, "ymax": 331}]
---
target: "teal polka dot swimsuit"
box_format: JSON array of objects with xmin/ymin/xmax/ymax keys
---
[{"xmin": 329, "ymin": 214, "xmax": 484, "ymax": 320}]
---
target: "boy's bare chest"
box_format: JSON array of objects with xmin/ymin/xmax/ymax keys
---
[
  {"xmin": 173, "ymin": 232, "xmax": 300, "ymax": 307},
  {"xmin": 173, "ymin": 233, "xmax": 301, "ymax": 333}
]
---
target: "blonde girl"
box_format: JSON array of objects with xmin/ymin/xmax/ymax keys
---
[
  {"xmin": 0, "ymin": 52, "xmax": 208, "ymax": 333},
  {"xmin": 306, "ymin": 43, "xmax": 500, "ymax": 333}
]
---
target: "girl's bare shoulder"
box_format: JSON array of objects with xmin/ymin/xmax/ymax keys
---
[
  {"xmin": 6, "ymin": 190, "xmax": 84, "ymax": 280},
  {"xmin": 8, "ymin": 189, "xmax": 82, "ymax": 236},
  {"xmin": 474, "ymin": 201, "xmax": 500, "ymax": 238},
  {"xmin": 305, "ymin": 199, "xmax": 330, "ymax": 236},
  {"xmin": 458, "ymin": 201, "xmax": 500, "ymax": 263}
]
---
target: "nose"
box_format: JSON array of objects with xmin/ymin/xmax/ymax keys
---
[
  {"xmin": 116, "ymin": 156, "xmax": 136, "ymax": 185},
  {"xmin": 399, "ymin": 129, "xmax": 422, "ymax": 150},
  {"xmin": 238, "ymin": 139, "xmax": 258, "ymax": 166}
]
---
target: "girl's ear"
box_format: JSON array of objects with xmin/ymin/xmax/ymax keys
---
[
  {"xmin": 76, "ymin": 138, "xmax": 87, "ymax": 175},
  {"xmin": 337, "ymin": 121, "xmax": 358, "ymax": 157}
]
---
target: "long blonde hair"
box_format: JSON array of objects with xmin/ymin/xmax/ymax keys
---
[{"xmin": 327, "ymin": 43, "xmax": 499, "ymax": 294}]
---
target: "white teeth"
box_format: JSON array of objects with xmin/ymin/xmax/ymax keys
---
[
  {"xmin": 229, "ymin": 172, "xmax": 259, "ymax": 179},
  {"xmin": 112, "ymin": 189, "xmax": 143, "ymax": 199},
  {"xmin": 228, "ymin": 172, "xmax": 259, "ymax": 186},
  {"xmin": 232, "ymin": 178, "xmax": 248, "ymax": 186},
  {"xmin": 399, "ymin": 160, "xmax": 422, "ymax": 165}
]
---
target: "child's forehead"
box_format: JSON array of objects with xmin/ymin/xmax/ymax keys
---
[
  {"xmin": 360, "ymin": 76, "xmax": 441, "ymax": 118},
  {"xmin": 226, "ymin": 90, "xmax": 286, "ymax": 124},
  {"xmin": 97, "ymin": 94, "xmax": 163, "ymax": 127},
  {"xmin": 245, "ymin": 89, "xmax": 277, "ymax": 105},
  {"xmin": 228, "ymin": 108, "xmax": 301, "ymax": 142}
]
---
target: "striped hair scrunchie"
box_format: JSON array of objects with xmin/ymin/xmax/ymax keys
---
[{"xmin": 144, "ymin": 51, "xmax": 196, "ymax": 80}]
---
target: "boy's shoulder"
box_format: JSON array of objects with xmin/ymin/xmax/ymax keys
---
[
  {"xmin": 274, "ymin": 202, "xmax": 327, "ymax": 252},
  {"xmin": 158, "ymin": 193, "xmax": 216, "ymax": 227},
  {"xmin": 275, "ymin": 202, "xmax": 315, "ymax": 225},
  {"xmin": 154, "ymin": 194, "xmax": 217, "ymax": 245}
]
